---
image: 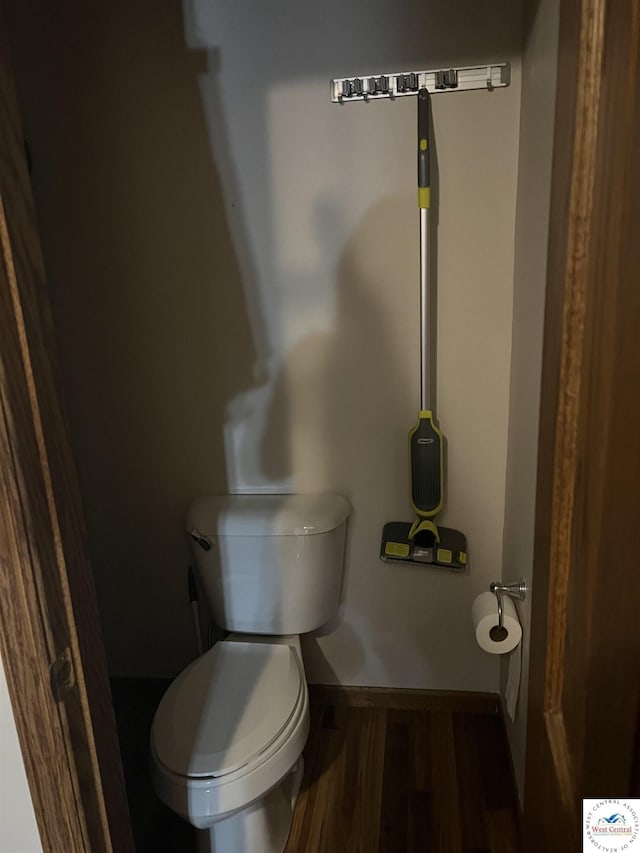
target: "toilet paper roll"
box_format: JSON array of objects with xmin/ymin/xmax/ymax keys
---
[{"xmin": 472, "ymin": 591, "xmax": 522, "ymax": 655}]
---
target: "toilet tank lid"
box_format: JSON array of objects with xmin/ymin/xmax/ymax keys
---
[{"xmin": 187, "ymin": 494, "xmax": 351, "ymax": 537}]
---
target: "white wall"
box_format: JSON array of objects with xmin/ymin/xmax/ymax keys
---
[
  {"xmin": 500, "ymin": 0, "xmax": 559, "ymax": 801},
  {"xmin": 0, "ymin": 655, "xmax": 42, "ymax": 853},
  {"xmin": 10, "ymin": 0, "xmax": 522, "ymax": 690},
  {"xmin": 186, "ymin": 0, "xmax": 522, "ymax": 692}
]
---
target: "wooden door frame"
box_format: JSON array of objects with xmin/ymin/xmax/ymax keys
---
[
  {"xmin": 523, "ymin": 0, "xmax": 602, "ymax": 840},
  {"xmin": 525, "ymin": 0, "xmax": 640, "ymax": 847},
  {"xmin": 0, "ymin": 17, "xmax": 134, "ymax": 853}
]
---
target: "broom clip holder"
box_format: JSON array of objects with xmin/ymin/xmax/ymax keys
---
[
  {"xmin": 489, "ymin": 579, "xmax": 527, "ymax": 631},
  {"xmin": 331, "ymin": 62, "xmax": 510, "ymax": 103}
]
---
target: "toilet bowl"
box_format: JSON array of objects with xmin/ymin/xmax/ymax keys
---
[
  {"xmin": 150, "ymin": 494, "xmax": 351, "ymax": 853},
  {"xmin": 151, "ymin": 636, "xmax": 309, "ymax": 852}
]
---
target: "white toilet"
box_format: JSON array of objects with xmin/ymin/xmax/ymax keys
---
[{"xmin": 150, "ymin": 493, "xmax": 351, "ymax": 853}]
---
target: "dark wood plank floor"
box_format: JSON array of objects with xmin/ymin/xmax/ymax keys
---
[
  {"xmin": 111, "ymin": 678, "xmax": 521, "ymax": 852},
  {"xmin": 285, "ymin": 697, "xmax": 521, "ymax": 853}
]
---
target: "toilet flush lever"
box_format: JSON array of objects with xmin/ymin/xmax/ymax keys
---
[{"xmin": 189, "ymin": 528, "xmax": 213, "ymax": 552}]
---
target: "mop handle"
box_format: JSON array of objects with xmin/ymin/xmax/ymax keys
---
[
  {"xmin": 418, "ymin": 88, "xmax": 431, "ymax": 411},
  {"xmin": 417, "ymin": 88, "xmax": 431, "ymax": 209}
]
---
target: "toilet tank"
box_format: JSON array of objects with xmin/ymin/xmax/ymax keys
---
[{"xmin": 187, "ymin": 494, "xmax": 351, "ymax": 634}]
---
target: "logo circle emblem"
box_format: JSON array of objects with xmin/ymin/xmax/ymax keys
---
[{"xmin": 584, "ymin": 800, "xmax": 640, "ymax": 851}]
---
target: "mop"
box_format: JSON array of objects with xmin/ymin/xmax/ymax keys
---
[
  {"xmin": 379, "ymin": 88, "xmax": 467, "ymax": 570},
  {"xmin": 330, "ymin": 64, "xmax": 511, "ymax": 571}
]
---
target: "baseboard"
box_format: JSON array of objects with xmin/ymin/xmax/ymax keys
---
[{"xmin": 308, "ymin": 684, "xmax": 499, "ymax": 714}]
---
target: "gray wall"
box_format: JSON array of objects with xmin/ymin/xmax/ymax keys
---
[{"xmin": 10, "ymin": 0, "xmax": 523, "ymax": 688}]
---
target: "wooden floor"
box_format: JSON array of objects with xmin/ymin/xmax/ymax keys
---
[
  {"xmin": 284, "ymin": 693, "xmax": 521, "ymax": 853},
  {"xmin": 111, "ymin": 679, "xmax": 521, "ymax": 852}
]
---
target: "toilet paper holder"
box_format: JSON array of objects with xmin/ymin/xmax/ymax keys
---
[{"xmin": 488, "ymin": 579, "xmax": 527, "ymax": 641}]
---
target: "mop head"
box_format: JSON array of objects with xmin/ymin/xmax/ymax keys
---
[{"xmin": 380, "ymin": 521, "xmax": 467, "ymax": 571}]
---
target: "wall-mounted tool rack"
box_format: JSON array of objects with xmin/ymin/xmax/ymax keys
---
[{"xmin": 330, "ymin": 62, "xmax": 510, "ymax": 103}]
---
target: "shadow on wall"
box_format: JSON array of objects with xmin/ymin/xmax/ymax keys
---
[
  {"xmin": 262, "ymin": 195, "xmax": 415, "ymax": 489},
  {"xmin": 186, "ymin": 0, "xmax": 520, "ymax": 495},
  {"xmin": 260, "ymin": 196, "xmax": 418, "ymax": 684},
  {"xmin": 7, "ymin": 0, "xmax": 263, "ymax": 675},
  {"xmin": 9, "ymin": 0, "xmax": 521, "ymax": 685},
  {"xmin": 260, "ymin": 111, "xmax": 442, "ymax": 488}
]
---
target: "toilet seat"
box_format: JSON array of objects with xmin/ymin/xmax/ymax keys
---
[
  {"xmin": 152, "ymin": 640, "xmax": 304, "ymax": 779},
  {"xmin": 150, "ymin": 640, "xmax": 309, "ymax": 828}
]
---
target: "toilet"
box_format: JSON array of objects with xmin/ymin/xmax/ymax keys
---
[{"xmin": 150, "ymin": 493, "xmax": 351, "ymax": 853}]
